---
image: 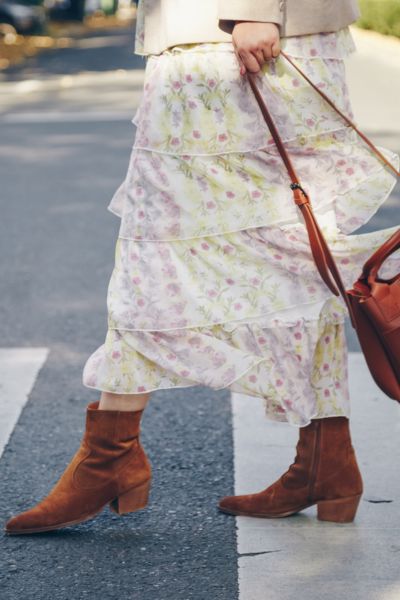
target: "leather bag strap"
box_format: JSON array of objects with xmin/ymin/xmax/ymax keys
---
[
  {"xmin": 361, "ymin": 227, "xmax": 400, "ymax": 284},
  {"xmin": 246, "ymin": 53, "xmax": 399, "ymax": 327},
  {"xmin": 280, "ymin": 50, "xmax": 400, "ymax": 178}
]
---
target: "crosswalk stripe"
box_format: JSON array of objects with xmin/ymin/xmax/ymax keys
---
[
  {"xmin": 231, "ymin": 352, "xmax": 400, "ymax": 600},
  {"xmin": 0, "ymin": 347, "xmax": 49, "ymax": 459}
]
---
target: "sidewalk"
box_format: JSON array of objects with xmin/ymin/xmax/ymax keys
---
[
  {"xmin": 232, "ymin": 27, "xmax": 400, "ymax": 600},
  {"xmin": 346, "ymin": 26, "xmax": 400, "ymax": 138},
  {"xmin": 232, "ymin": 354, "xmax": 400, "ymax": 600}
]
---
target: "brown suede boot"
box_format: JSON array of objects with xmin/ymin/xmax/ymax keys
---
[
  {"xmin": 218, "ymin": 416, "xmax": 363, "ymax": 523},
  {"xmin": 4, "ymin": 401, "xmax": 151, "ymax": 535}
]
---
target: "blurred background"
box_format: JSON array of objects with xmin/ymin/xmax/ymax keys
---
[
  {"xmin": 0, "ymin": 0, "xmax": 399, "ymax": 71},
  {"xmin": 0, "ymin": 0, "xmax": 137, "ymax": 70}
]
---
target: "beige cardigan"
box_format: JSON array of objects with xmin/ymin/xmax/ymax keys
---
[{"xmin": 134, "ymin": 0, "xmax": 361, "ymax": 55}]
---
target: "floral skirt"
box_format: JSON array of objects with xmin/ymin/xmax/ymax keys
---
[{"xmin": 82, "ymin": 27, "xmax": 400, "ymax": 427}]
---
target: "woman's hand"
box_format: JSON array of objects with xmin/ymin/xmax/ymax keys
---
[{"xmin": 232, "ymin": 21, "xmax": 281, "ymax": 76}]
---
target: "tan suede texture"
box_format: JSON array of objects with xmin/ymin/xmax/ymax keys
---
[
  {"xmin": 5, "ymin": 402, "xmax": 151, "ymax": 534},
  {"xmin": 218, "ymin": 416, "xmax": 363, "ymax": 517}
]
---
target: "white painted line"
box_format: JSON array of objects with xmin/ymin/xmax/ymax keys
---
[
  {"xmin": 0, "ymin": 112, "xmax": 136, "ymax": 124},
  {"xmin": 0, "ymin": 347, "xmax": 49, "ymax": 459},
  {"xmin": 231, "ymin": 352, "xmax": 400, "ymax": 600}
]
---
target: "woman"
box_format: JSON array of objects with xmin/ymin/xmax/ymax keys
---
[{"xmin": 5, "ymin": 0, "xmax": 399, "ymax": 534}]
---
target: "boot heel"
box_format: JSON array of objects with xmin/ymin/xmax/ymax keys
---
[
  {"xmin": 110, "ymin": 480, "xmax": 151, "ymax": 515},
  {"xmin": 317, "ymin": 494, "xmax": 362, "ymax": 523}
]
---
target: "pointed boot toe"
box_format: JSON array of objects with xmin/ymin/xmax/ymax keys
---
[
  {"xmin": 218, "ymin": 485, "xmax": 299, "ymax": 518},
  {"xmin": 5, "ymin": 504, "xmax": 51, "ymax": 535},
  {"xmin": 5, "ymin": 514, "xmax": 27, "ymax": 535},
  {"xmin": 218, "ymin": 492, "xmax": 263, "ymax": 516},
  {"xmin": 218, "ymin": 494, "xmax": 242, "ymax": 515},
  {"xmin": 4, "ymin": 497, "xmax": 103, "ymax": 535}
]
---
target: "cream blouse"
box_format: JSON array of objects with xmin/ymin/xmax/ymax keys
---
[{"xmin": 133, "ymin": 0, "xmax": 361, "ymax": 55}]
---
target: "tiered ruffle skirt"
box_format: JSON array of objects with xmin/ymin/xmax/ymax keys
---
[{"xmin": 82, "ymin": 27, "xmax": 400, "ymax": 427}]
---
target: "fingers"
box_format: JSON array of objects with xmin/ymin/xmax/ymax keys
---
[
  {"xmin": 233, "ymin": 45, "xmax": 247, "ymax": 76},
  {"xmin": 262, "ymin": 41, "xmax": 281, "ymax": 61},
  {"xmin": 262, "ymin": 47, "xmax": 273, "ymax": 62},
  {"xmin": 271, "ymin": 39, "xmax": 281, "ymax": 58},
  {"xmin": 233, "ymin": 39, "xmax": 261, "ymax": 75},
  {"xmin": 240, "ymin": 49, "xmax": 264, "ymax": 74},
  {"xmin": 252, "ymin": 48, "xmax": 265, "ymax": 69},
  {"xmin": 238, "ymin": 46, "xmax": 279, "ymax": 75},
  {"xmin": 232, "ymin": 22, "xmax": 281, "ymax": 76}
]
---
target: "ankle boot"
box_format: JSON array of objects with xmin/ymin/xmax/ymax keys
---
[
  {"xmin": 4, "ymin": 401, "xmax": 151, "ymax": 535},
  {"xmin": 218, "ymin": 416, "xmax": 363, "ymax": 523}
]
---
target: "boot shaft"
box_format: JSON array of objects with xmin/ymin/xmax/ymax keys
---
[
  {"xmin": 299, "ymin": 417, "xmax": 353, "ymax": 464},
  {"xmin": 281, "ymin": 417, "xmax": 361, "ymax": 495},
  {"xmin": 84, "ymin": 401, "xmax": 143, "ymax": 448},
  {"xmin": 77, "ymin": 401, "xmax": 149, "ymax": 488},
  {"xmin": 308, "ymin": 417, "xmax": 363, "ymax": 500}
]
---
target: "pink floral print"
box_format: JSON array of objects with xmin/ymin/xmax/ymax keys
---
[{"xmin": 82, "ymin": 28, "xmax": 400, "ymax": 427}]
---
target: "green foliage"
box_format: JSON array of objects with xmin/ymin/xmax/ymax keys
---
[{"xmin": 356, "ymin": 0, "xmax": 400, "ymax": 37}]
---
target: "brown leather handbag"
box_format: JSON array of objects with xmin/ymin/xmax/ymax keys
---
[{"xmin": 247, "ymin": 50, "xmax": 400, "ymax": 402}]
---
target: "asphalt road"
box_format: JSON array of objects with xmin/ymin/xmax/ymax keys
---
[
  {"xmin": 0, "ymin": 22, "xmax": 399, "ymax": 600},
  {"xmin": 0, "ymin": 24, "xmax": 237, "ymax": 600}
]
